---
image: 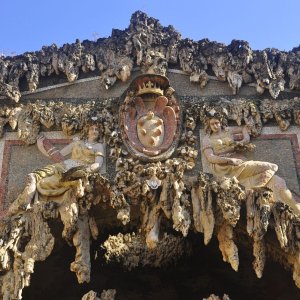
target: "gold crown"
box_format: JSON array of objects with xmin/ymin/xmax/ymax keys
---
[{"xmin": 136, "ymin": 80, "xmax": 164, "ymax": 96}]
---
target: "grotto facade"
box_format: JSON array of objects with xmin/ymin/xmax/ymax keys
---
[{"xmin": 1, "ymin": 11, "xmax": 300, "ymax": 300}]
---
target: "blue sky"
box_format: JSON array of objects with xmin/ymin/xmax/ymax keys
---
[{"xmin": 1, "ymin": 0, "xmax": 299, "ymax": 55}]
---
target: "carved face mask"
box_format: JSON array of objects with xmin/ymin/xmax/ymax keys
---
[
  {"xmin": 61, "ymin": 118, "xmax": 79, "ymax": 136},
  {"xmin": 209, "ymin": 118, "xmax": 221, "ymax": 133},
  {"xmin": 88, "ymin": 125, "xmax": 100, "ymax": 141},
  {"xmin": 17, "ymin": 116, "xmax": 40, "ymax": 145}
]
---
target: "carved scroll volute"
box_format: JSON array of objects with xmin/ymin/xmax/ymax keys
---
[{"xmin": 120, "ymin": 74, "xmax": 180, "ymax": 161}]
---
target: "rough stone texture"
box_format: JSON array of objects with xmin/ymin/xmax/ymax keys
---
[
  {"xmin": 81, "ymin": 289, "xmax": 116, "ymax": 300},
  {"xmin": 102, "ymin": 232, "xmax": 189, "ymax": 270}
]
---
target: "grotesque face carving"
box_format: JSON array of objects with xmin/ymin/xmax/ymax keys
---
[
  {"xmin": 17, "ymin": 112, "xmax": 40, "ymax": 145},
  {"xmin": 119, "ymin": 74, "xmax": 180, "ymax": 161},
  {"xmin": 61, "ymin": 115, "xmax": 80, "ymax": 136}
]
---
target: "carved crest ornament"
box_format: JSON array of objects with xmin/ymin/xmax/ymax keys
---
[{"xmin": 119, "ymin": 74, "xmax": 180, "ymax": 161}]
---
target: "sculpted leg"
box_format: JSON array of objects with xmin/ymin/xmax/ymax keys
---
[
  {"xmin": 267, "ymin": 175, "xmax": 300, "ymax": 214},
  {"xmin": 8, "ymin": 173, "xmax": 36, "ymax": 215}
]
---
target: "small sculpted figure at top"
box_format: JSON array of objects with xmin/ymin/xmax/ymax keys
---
[{"xmin": 202, "ymin": 113, "xmax": 300, "ymax": 214}]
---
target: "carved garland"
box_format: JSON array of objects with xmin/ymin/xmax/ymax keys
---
[{"xmin": 0, "ymin": 97, "xmax": 299, "ymax": 146}]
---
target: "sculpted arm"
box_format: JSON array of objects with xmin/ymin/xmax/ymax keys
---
[
  {"xmin": 231, "ymin": 126, "xmax": 250, "ymax": 144},
  {"xmin": 203, "ymin": 136, "xmax": 242, "ymax": 166},
  {"xmin": 89, "ymin": 143, "xmax": 105, "ymax": 172},
  {"xmin": 59, "ymin": 142, "xmax": 75, "ymax": 157},
  {"xmin": 202, "ymin": 136, "xmax": 229, "ymax": 164},
  {"xmin": 37, "ymin": 134, "xmax": 75, "ymax": 162},
  {"xmin": 203, "ymin": 147, "xmax": 232, "ymax": 165}
]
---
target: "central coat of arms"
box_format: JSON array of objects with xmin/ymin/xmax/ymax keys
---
[{"xmin": 119, "ymin": 74, "xmax": 180, "ymax": 161}]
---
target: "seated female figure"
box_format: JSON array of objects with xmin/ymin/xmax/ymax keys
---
[
  {"xmin": 9, "ymin": 121, "xmax": 105, "ymax": 215},
  {"xmin": 202, "ymin": 115, "xmax": 300, "ymax": 214}
]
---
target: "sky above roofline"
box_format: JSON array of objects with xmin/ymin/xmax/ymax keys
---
[{"xmin": 1, "ymin": 0, "xmax": 299, "ymax": 56}]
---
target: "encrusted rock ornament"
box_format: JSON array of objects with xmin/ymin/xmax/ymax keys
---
[{"xmin": 119, "ymin": 74, "xmax": 180, "ymax": 161}]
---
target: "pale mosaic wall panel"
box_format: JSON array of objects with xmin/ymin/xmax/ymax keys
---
[{"xmin": 247, "ymin": 139, "xmax": 299, "ymax": 194}]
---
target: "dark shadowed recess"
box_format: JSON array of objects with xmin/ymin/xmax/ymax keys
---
[{"xmin": 22, "ymin": 221, "xmax": 300, "ymax": 300}]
